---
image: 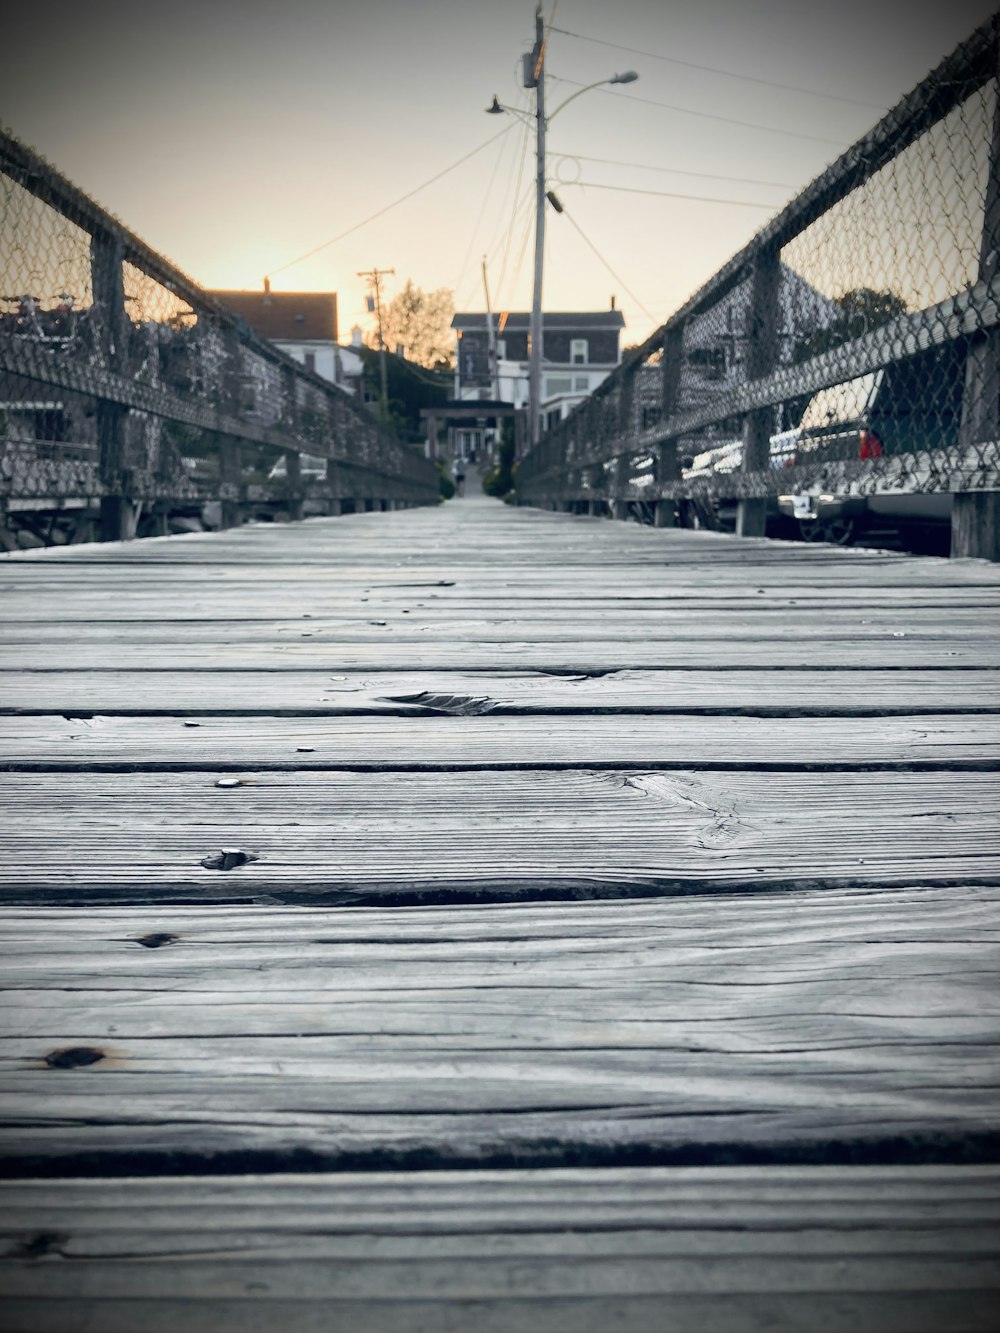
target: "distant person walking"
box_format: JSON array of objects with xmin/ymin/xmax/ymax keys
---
[{"xmin": 453, "ymin": 459, "xmax": 466, "ymax": 497}]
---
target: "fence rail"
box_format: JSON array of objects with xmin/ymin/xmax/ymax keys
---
[
  {"xmin": 0, "ymin": 131, "xmax": 439, "ymax": 546},
  {"xmin": 515, "ymin": 15, "xmax": 1000, "ymax": 559}
]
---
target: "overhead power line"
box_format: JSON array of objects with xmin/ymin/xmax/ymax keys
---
[
  {"xmin": 453, "ymin": 124, "xmax": 517, "ymax": 295},
  {"xmin": 554, "ymin": 151, "xmax": 796, "ymax": 189},
  {"xmin": 549, "ymin": 24, "xmax": 889, "ymax": 113},
  {"xmin": 269, "ymin": 125, "xmax": 514, "ymax": 279},
  {"xmin": 548, "ymin": 74, "xmax": 848, "ymax": 146},
  {"xmin": 564, "ymin": 180, "xmax": 778, "ymax": 208},
  {"xmin": 556, "ymin": 204, "xmax": 659, "ymax": 325}
]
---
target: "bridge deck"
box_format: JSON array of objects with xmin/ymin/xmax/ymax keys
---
[{"xmin": 2, "ymin": 494, "xmax": 1000, "ymax": 1330}]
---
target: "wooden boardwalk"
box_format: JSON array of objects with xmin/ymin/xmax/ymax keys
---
[{"xmin": 2, "ymin": 492, "xmax": 1000, "ymax": 1331}]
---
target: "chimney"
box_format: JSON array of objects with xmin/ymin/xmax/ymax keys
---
[
  {"xmin": 610, "ymin": 294, "xmax": 616, "ymax": 310},
  {"xmin": 263, "ymin": 277, "xmax": 271, "ymax": 295}
]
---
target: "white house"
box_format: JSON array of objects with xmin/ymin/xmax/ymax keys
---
[
  {"xmin": 209, "ymin": 281, "xmax": 364, "ymax": 397},
  {"xmin": 450, "ymin": 305, "xmax": 626, "ymax": 454}
]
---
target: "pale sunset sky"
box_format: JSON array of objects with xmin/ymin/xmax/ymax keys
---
[{"xmin": 3, "ymin": 0, "xmax": 996, "ymax": 347}]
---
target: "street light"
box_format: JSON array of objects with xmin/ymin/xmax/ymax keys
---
[{"xmin": 487, "ymin": 11, "xmax": 638, "ymax": 449}]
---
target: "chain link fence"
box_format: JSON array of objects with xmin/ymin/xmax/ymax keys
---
[
  {"xmin": 516, "ymin": 15, "xmax": 1000, "ymax": 558},
  {"xmin": 0, "ymin": 132, "xmax": 438, "ymax": 548}
]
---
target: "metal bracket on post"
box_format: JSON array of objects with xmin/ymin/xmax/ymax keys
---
[{"xmin": 736, "ymin": 248, "xmax": 780, "ymax": 539}]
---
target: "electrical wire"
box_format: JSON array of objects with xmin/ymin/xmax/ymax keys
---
[
  {"xmin": 548, "ymin": 74, "xmax": 848, "ymax": 146},
  {"xmin": 549, "ymin": 24, "xmax": 889, "ymax": 112},
  {"xmin": 452, "ymin": 126, "xmax": 518, "ymax": 296},
  {"xmin": 268, "ymin": 125, "xmax": 514, "ymax": 279},
  {"xmin": 461, "ymin": 187, "xmax": 534, "ymax": 309},
  {"xmin": 556, "ymin": 204, "xmax": 659, "ymax": 325},
  {"xmin": 493, "ymin": 119, "xmax": 533, "ymax": 304},
  {"xmin": 499, "ymin": 191, "xmax": 537, "ymax": 311},
  {"xmin": 552, "ymin": 151, "xmax": 796, "ymax": 190},
  {"xmin": 480, "ymin": 102, "xmax": 532, "ymax": 283},
  {"xmin": 563, "ymin": 180, "xmax": 778, "ymax": 208}
]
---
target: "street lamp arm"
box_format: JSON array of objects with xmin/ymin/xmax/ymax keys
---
[
  {"xmin": 486, "ymin": 69, "xmax": 637, "ymax": 127},
  {"xmin": 548, "ymin": 71, "xmax": 639, "ymax": 122}
]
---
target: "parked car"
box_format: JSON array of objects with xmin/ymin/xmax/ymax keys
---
[{"xmin": 679, "ymin": 343, "xmax": 965, "ymax": 547}]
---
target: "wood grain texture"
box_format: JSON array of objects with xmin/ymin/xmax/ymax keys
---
[
  {"xmin": 4, "ymin": 638, "xmax": 997, "ymax": 669},
  {"xmin": 2, "ymin": 667, "xmax": 998, "ymax": 715},
  {"xmin": 1, "ymin": 1167, "xmax": 998, "ymax": 1332},
  {"xmin": 1, "ymin": 711, "xmax": 997, "ymax": 770},
  {"xmin": 0, "ymin": 889, "xmax": 998, "ymax": 1166},
  {"xmin": 2, "ymin": 496, "xmax": 1000, "ymax": 1329},
  {"xmin": 1, "ymin": 770, "xmax": 998, "ymax": 901}
]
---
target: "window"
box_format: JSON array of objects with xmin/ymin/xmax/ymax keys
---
[
  {"xmin": 496, "ymin": 339, "xmax": 506, "ymax": 360},
  {"xmin": 546, "ymin": 376, "xmax": 573, "ymax": 396},
  {"xmin": 304, "ymin": 351, "xmax": 316, "ymax": 372},
  {"xmin": 571, "ymin": 338, "xmax": 588, "ymax": 364},
  {"xmin": 574, "ymin": 376, "xmax": 589, "ymax": 392}
]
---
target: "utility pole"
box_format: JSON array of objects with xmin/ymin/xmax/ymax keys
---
[
  {"xmin": 357, "ymin": 266, "xmax": 395, "ymax": 421},
  {"xmin": 528, "ymin": 5, "xmax": 546, "ymax": 450},
  {"xmin": 486, "ymin": 11, "xmax": 635, "ymax": 450},
  {"xmin": 481, "ymin": 255, "xmax": 500, "ymax": 402}
]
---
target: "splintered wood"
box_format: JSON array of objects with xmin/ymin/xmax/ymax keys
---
[{"xmin": 1, "ymin": 497, "xmax": 999, "ymax": 1329}]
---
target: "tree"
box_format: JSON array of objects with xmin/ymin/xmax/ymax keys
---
[
  {"xmin": 358, "ymin": 345, "xmax": 450, "ymax": 446},
  {"xmin": 785, "ymin": 286, "xmax": 908, "ymax": 427},
  {"xmin": 367, "ymin": 280, "xmax": 455, "ymax": 371},
  {"xmin": 793, "ymin": 287, "xmax": 908, "ymax": 364}
]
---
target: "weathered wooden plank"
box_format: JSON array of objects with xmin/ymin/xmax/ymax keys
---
[
  {"xmin": 5, "ymin": 608, "xmax": 1000, "ymax": 643},
  {"xmin": 0, "ymin": 889, "xmax": 997, "ymax": 1167},
  {"xmin": 3, "ymin": 638, "xmax": 997, "ymax": 669},
  {"xmin": 3, "ymin": 668, "xmax": 996, "ymax": 715},
  {"xmin": 5, "ymin": 590, "xmax": 1000, "ymax": 620},
  {"xmin": 0, "ymin": 1168, "xmax": 998, "ymax": 1332},
  {"xmin": 0, "ymin": 770, "xmax": 997, "ymax": 902},
  {"xmin": 0, "ymin": 712, "xmax": 996, "ymax": 770}
]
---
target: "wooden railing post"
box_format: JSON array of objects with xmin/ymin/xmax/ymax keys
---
[
  {"xmin": 655, "ymin": 328, "xmax": 683, "ymax": 527},
  {"xmin": 219, "ymin": 440, "xmax": 242, "ymax": 529},
  {"xmin": 218, "ymin": 328, "xmax": 244, "ymax": 529},
  {"xmin": 282, "ymin": 367, "xmax": 304, "ymax": 521},
  {"xmin": 953, "ymin": 41, "xmax": 1000, "ymax": 560},
  {"xmin": 612, "ymin": 371, "xmax": 635, "ymax": 520},
  {"xmin": 91, "ymin": 231, "xmax": 133, "ymax": 541},
  {"xmin": 737, "ymin": 248, "xmax": 780, "ymax": 538}
]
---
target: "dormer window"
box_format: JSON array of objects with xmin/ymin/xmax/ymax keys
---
[{"xmin": 571, "ymin": 338, "xmax": 588, "ymax": 364}]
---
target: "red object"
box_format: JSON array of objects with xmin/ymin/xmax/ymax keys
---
[{"xmin": 859, "ymin": 429, "xmax": 883, "ymax": 459}]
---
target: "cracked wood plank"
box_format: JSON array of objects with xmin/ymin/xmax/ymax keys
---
[
  {"xmin": 1, "ymin": 667, "xmax": 998, "ymax": 715},
  {"xmin": 0, "ymin": 1166, "xmax": 998, "ymax": 1332},
  {"xmin": 0, "ymin": 711, "xmax": 997, "ymax": 770},
  {"xmin": 0, "ymin": 770, "xmax": 998, "ymax": 902},
  {"xmin": 3, "ymin": 638, "xmax": 998, "ymax": 669},
  {"xmin": 0, "ymin": 889, "xmax": 998, "ymax": 1167}
]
